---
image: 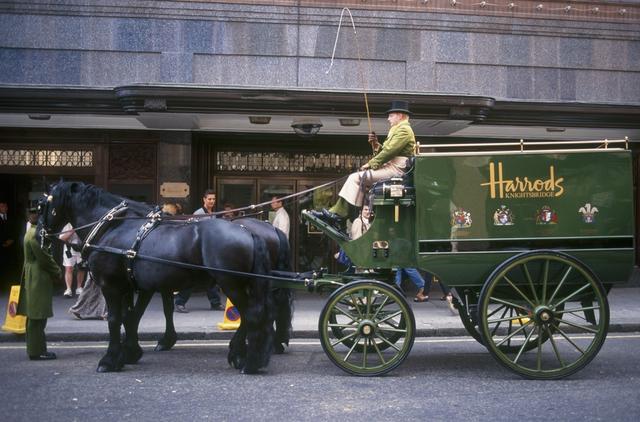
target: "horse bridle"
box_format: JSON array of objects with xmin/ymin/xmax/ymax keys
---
[{"xmin": 37, "ymin": 193, "xmax": 56, "ymax": 249}]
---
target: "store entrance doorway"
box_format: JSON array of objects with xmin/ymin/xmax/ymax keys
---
[{"xmin": 216, "ymin": 176, "xmax": 338, "ymax": 272}]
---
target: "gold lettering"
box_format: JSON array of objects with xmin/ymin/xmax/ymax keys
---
[{"xmin": 481, "ymin": 162, "xmax": 565, "ymax": 199}]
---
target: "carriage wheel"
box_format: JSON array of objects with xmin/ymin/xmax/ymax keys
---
[
  {"xmin": 478, "ymin": 251, "xmax": 609, "ymax": 379},
  {"xmin": 319, "ymin": 280, "xmax": 416, "ymax": 376},
  {"xmin": 328, "ymin": 308, "xmax": 406, "ymax": 353},
  {"xmin": 457, "ymin": 297, "xmax": 564, "ymax": 353}
]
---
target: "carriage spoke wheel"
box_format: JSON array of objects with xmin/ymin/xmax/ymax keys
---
[
  {"xmin": 478, "ymin": 251, "xmax": 609, "ymax": 380},
  {"xmin": 319, "ymin": 280, "xmax": 416, "ymax": 376}
]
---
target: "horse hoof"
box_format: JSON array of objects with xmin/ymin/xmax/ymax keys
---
[
  {"xmin": 154, "ymin": 343, "xmax": 172, "ymax": 352},
  {"xmin": 241, "ymin": 367, "xmax": 262, "ymax": 375},
  {"xmin": 96, "ymin": 364, "xmax": 121, "ymax": 373},
  {"xmin": 273, "ymin": 343, "xmax": 286, "ymax": 354},
  {"xmin": 228, "ymin": 355, "xmax": 245, "ymax": 370}
]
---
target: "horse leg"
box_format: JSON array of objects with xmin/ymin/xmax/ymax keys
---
[
  {"xmin": 121, "ymin": 290, "xmax": 146, "ymax": 364},
  {"xmin": 272, "ymin": 287, "xmax": 294, "ymax": 354},
  {"xmin": 155, "ymin": 290, "xmax": 177, "ymax": 351},
  {"xmin": 97, "ymin": 291, "xmax": 126, "ymax": 372},
  {"xmin": 224, "ymin": 292, "xmax": 248, "ymax": 370}
]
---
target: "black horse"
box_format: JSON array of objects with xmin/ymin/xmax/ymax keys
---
[
  {"xmin": 145, "ymin": 217, "xmax": 294, "ymax": 355},
  {"xmin": 38, "ymin": 181, "xmax": 274, "ymax": 374}
]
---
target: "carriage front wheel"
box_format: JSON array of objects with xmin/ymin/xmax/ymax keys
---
[
  {"xmin": 319, "ymin": 280, "xmax": 416, "ymax": 376},
  {"xmin": 478, "ymin": 250, "xmax": 609, "ymax": 380}
]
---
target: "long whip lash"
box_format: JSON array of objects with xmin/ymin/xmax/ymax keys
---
[{"xmin": 326, "ymin": 7, "xmax": 372, "ymax": 136}]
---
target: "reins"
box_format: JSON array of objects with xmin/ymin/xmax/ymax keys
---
[
  {"xmin": 43, "ymin": 175, "xmax": 349, "ymax": 239},
  {"xmin": 83, "ymin": 243, "xmax": 319, "ymax": 286}
]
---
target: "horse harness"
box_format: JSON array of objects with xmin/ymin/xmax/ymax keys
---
[
  {"xmin": 125, "ymin": 207, "xmax": 163, "ymax": 285},
  {"xmin": 81, "ymin": 201, "xmax": 129, "ymax": 260},
  {"xmin": 79, "ymin": 201, "xmax": 164, "ymax": 289}
]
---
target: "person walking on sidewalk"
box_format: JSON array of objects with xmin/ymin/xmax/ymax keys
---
[
  {"xmin": 395, "ymin": 267, "xmax": 429, "ymax": 303},
  {"xmin": 174, "ymin": 189, "xmax": 223, "ymax": 312},
  {"xmin": 270, "ymin": 196, "xmax": 290, "ymax": 240},
  {"xmin": 58, "ymin": 223, "xmax": 85, "ymax": 298},
  {"xmin": 68, "ymin": 272, "xmax": 107, "ymax": 320},
  {"xmin": 17, "ymin": 209, "xmax": 62, "ymax": 360}
]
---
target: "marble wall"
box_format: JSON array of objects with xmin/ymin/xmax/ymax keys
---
[{"xmin": 0, "ymin": 0, "xmax": 639, "ymax": 103}]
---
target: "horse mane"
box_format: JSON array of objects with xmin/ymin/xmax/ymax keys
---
[{"xmin": 60, "ymin": 181, "xmax": 153, "ymax": 216}]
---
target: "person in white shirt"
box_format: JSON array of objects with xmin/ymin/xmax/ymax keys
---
[
  {"xmin": 270, "ymin": 196, "xmax": 290, "ymax": 240},
  {"xmin": 350, "ymin": 204, "xmax": 371, "ymax": 240},
  {"xmin": 58, "ymin": 223, "xmax": 85, "ymax": 298}
]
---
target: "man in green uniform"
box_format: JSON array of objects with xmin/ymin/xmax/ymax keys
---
[
  {"xmin": 17, "ymin": 209, "xmax": 61, "ymax": 360},
  {"xmin": 312, "ymin": 100, "xmax": 416, "ymax": 225}
]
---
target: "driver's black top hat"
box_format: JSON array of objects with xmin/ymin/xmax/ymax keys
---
[{"xmin": 385, "ymin": 100, "xmax": 412, "ymax": 115}]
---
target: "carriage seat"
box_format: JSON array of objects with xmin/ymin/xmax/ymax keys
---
[{"xmin": 367, "ymin": 157, "xmax": 416, "ymax": 207}]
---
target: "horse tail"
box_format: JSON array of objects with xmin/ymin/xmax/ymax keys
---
[
  {"xmin": 273, "ymin": 228, "xmax": 294, "ymax": 352},
  {"xmin": 245, "ymin": 233, "xmax": 274, "ymax": 371}
]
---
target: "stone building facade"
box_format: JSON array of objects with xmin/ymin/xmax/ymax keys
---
[{"xmin": 1, "ymin": 0, "xmax": 639, "ymax": 269}]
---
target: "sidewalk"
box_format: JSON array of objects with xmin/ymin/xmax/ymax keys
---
[{"xmin": 2, "ymin": 285, "xmax": 639, "ymax": 343}]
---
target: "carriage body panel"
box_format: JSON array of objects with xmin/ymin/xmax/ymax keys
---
[
  {"xmin": 340, "ymin": 145, "xmax": 634, "ymax": 288},
  {"xmin": 414, "ymin": 148, "xmax": 634, "ymax": 287}
]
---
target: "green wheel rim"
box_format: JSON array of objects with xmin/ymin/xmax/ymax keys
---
[
  {"xmin": 319, "ymin": 280, "xmax": 416, "ymax": 376},
  {"xmin": 479, "ymin": 251, "xmax": 609, "ymax": 380}
]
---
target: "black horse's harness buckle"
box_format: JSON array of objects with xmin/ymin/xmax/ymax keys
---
[
  {"xmin": 125, "ymin": 207, "xmax": 163, "ymax": 284},
  {"xmin": 81, "ymin": 201, "xmax": 129, "ymax": 260}
]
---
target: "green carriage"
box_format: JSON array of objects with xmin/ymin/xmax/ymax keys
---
[{"xmin": 301, "ymin": 138, "xmax": 634, "ymax": 379}]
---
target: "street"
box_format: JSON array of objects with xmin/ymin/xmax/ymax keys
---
[{"xmin": 1, "ymin": 334, "xmax": 639, "ymax": 421}]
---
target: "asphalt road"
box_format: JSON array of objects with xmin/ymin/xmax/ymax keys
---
[{"xmin": 1, "ymin": 334, "xmax": 639, "ymax": 421}]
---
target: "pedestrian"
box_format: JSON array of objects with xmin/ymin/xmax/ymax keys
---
[
  {"xmin": 395, "ymin": 268, "xmax": 429, "ymax": 302},
  {"xmin": 350, "ymin": 204, "xmax": 371, "ymax": 240},
  {"xmin": 334, "ymin": 205, "xmax": 371, "ymax": 274},
  {"xmin": 270, "ymin": 196, "xmax": 290, "ymax": 239},
  {"xmin": 58, "ymin": 223, "xmax": 86, "ymax": 298},
  {"xmin": 222, "ymin": 202, "xmax": 236, "ymax": 220},
  {"xmin": 17, "ymin": 208, "xmax": 62, "ymax": 360},
  {"xmin": 311, "ymin": 100, "xmax": 415, "ymax": 227},
  {"xmin": 174, "ymin": 189, "xmax": 223, "ymax": 312},
  {"xmin": 68, "ymin": 272, "xmax": 107, "ymax": 320}
]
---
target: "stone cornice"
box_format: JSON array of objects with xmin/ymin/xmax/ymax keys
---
[{"xmin": 1, "ymin": 84, "xmax": 639, "ymax": 128}]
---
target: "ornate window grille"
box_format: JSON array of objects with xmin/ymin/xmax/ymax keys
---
[
  {"xmin": 216, "ymin": 151, "xmax": 370, "ymax": 173},
  {"xmin": 0, "ymin": 148, "xmax": 93, "ymax": 168}
]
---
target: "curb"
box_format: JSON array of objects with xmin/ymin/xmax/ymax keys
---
[{"xmin": 2, "ymin": 325, "xmax": 639, "ymax": 343}]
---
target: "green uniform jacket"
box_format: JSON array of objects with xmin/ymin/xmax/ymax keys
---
[
  {"xmin": 367, "ymin": 120, "xmax": 416, "ymax": 170},
  {"xmin": 17, "ymin": 226, "xmax": 61, "ymax": 319}
]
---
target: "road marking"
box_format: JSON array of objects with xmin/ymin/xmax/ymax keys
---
[{"xmin": 0, "ymin": 333, "xmax": 638, "ymax": 350}]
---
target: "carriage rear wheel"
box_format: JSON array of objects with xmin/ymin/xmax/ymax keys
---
[
  {"xmin": 319, "ymin": 280, "xmax": 416, "ymax": 376},
  {"xmin": 478, "ymin": 251, "xmax": 609, "ymax": 380},
  {"xmin": 457, "ymin": 295, "xmax": 565, "ymax": 354}
]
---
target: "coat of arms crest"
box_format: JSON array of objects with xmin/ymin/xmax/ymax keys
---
[
  {"xmin": 493, "ymin": 205, "xmax": 514, "ymax": 226},
  {"xmin": 451, "ymin": 208, "xmax": 472, "ymax": 228},
  {"xmin": 536, "ymin": 205, "xmax": 558, "ymax": 225},
  {"xmin": 578, "ymin": 203, "xmax": 598, "ymax": 223}
]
